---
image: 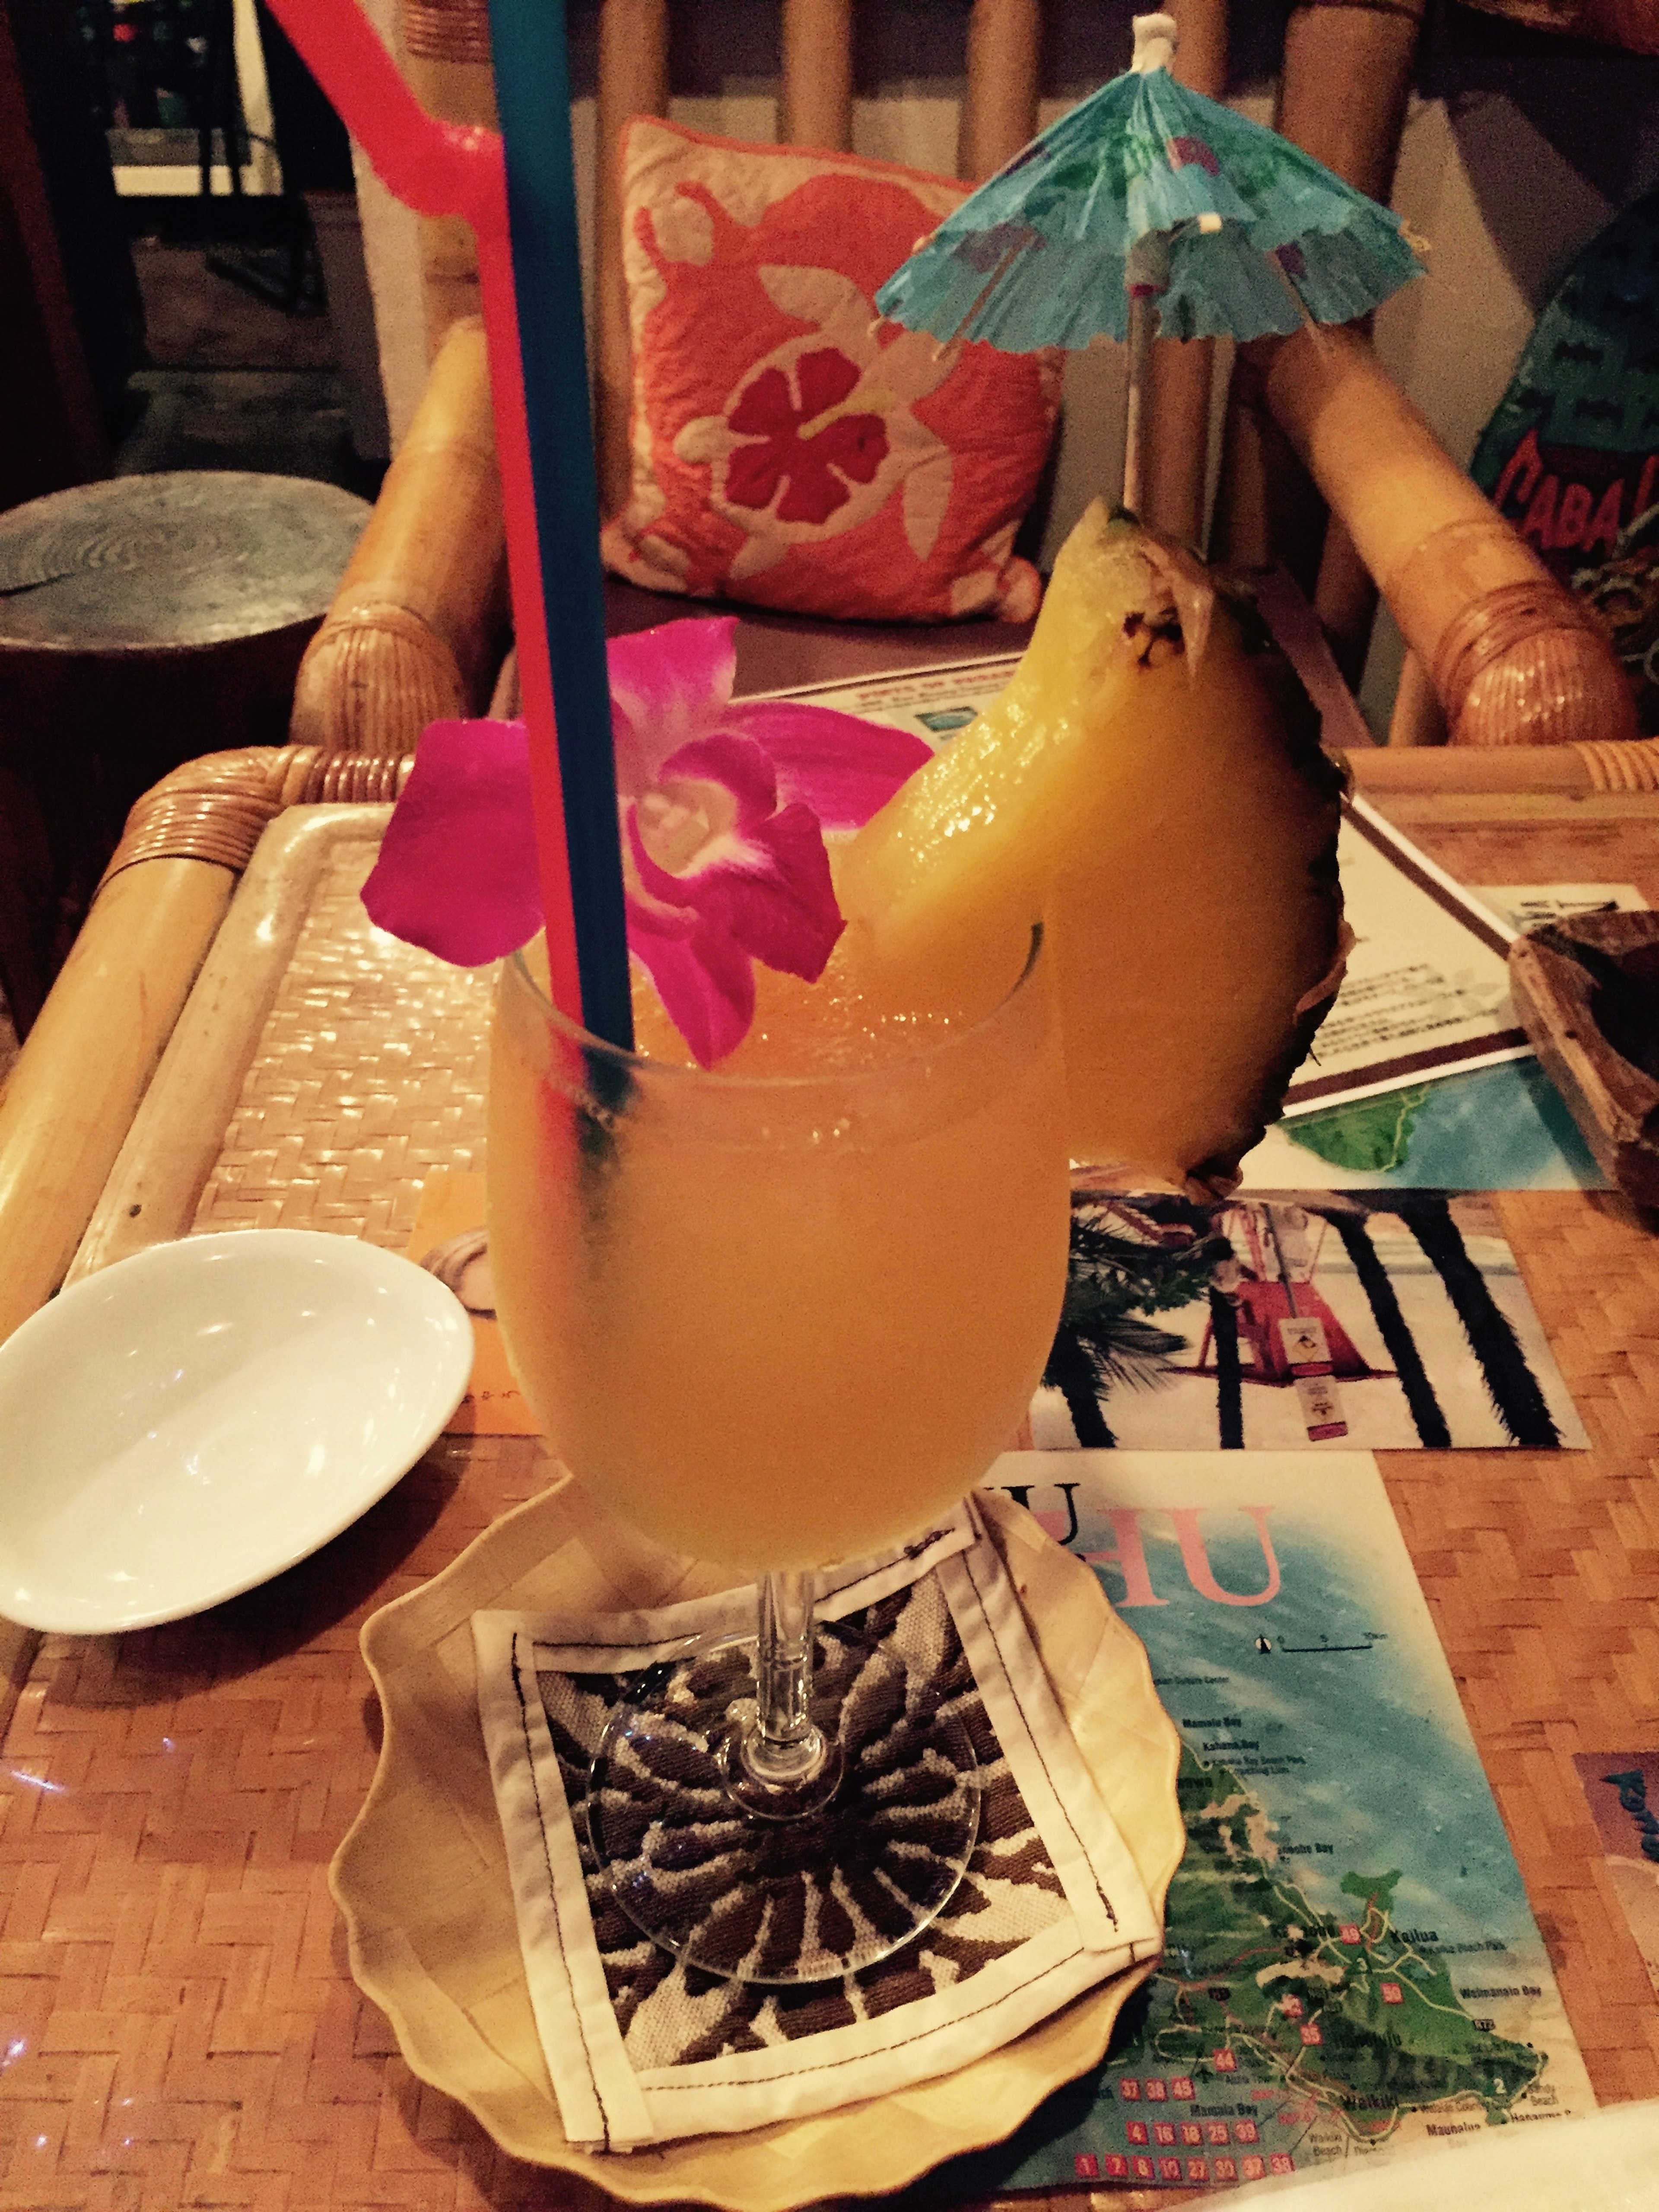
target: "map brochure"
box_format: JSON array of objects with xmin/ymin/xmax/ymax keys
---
[{"xmin": 899, "ymin": 1451, "xmax": 1596, "ymax": 2199}]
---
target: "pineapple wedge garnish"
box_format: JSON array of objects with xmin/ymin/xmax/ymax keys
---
[{"xmin": 839, "ymin": 500, "xmax": 1348, "ymax": 1190}]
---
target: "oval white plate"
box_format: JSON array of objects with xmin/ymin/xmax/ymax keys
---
[{"xmin": 0, "ymin": 1230, "xmax": 473, "ymax": 1633}]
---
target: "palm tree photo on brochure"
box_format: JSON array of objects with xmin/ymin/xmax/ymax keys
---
[{"xmin": 1037, "ymin": 1187, "xmax": 1581, "ymax": 1454}]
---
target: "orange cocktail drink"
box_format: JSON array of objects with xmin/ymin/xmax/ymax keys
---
[
  {"xmin": 485, "ymin": 928, "xmax": 1066, "ymax": 1983},
  {"xmin": 487, "ymin": 932, "xmax": 1066, "ymax": 1573}
]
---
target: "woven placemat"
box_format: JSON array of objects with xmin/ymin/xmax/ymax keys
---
[
  {"xmin": 192, "ymin": 839, "xmax": 493, "ymax": 1249},
  {"xmin": 3, "ymin": 803, "xmax": 1658, "ymax": 2211}
]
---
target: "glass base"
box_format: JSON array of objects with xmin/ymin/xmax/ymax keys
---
[{"xmin": 588, "ymin": 1624, "xmax": 979, "ymax": 1984}]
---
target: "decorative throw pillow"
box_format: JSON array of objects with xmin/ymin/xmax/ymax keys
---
[{"xmin": 601, "ymin": 117, "xmax": 1062, "ymax": 623}]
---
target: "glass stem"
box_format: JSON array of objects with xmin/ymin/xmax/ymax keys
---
[{"xmin": 745, "ymin": 1570, "xmax": 828, "ymax": 1790}]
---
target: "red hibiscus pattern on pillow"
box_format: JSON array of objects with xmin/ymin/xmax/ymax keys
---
[
  {"xmin": 725, "ymin": 349, "xmax": 889, "ymax": 524},
  {"xmin": 601, "ymin": 119, "xmax": 1060, "ymax": 624}
]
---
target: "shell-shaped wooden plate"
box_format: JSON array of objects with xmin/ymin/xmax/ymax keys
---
[{"xmin": 330, "ymin": 1478, "xmax": 1184, "ymax": 2210}]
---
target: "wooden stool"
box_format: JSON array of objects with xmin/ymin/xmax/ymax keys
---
[{"xmin": 0, "ymin": 470, "xmax": 369, "ymax": 1032}]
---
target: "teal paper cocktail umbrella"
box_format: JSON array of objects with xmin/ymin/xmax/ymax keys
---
[{"xmin": 875, "ymin": 11, "xmax": 1421, "ymax": 512}]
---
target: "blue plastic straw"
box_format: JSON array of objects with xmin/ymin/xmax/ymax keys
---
[{"xmin": 485, "ymin": 0, "xmax": 634, "ymax": 1051}]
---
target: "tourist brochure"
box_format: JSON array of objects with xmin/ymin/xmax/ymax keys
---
[
  {"xmin": 899, "ymin": 1451, "xmax": 1596, "ymax": 2199},
  {"xmin": 411, "ymin": 1174, "xmax": 1585, "ymax": 1451},
  {"xmin": 1574, "ymin": 1753, "xmax": 1659, "ymax": 2002},
  {"xmin": 1039, "ymin": 1183, "xmax": 1587, "ymax": 1453}
]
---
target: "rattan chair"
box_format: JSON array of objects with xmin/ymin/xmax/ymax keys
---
[{"xmin": 287, "ymin": 0, "xmax": 1637, "ymax": 772}]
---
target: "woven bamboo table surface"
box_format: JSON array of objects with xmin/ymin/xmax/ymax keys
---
[{"xmin": 5, "ymin": 794, "xmax": 1659, "ymax": 2211}]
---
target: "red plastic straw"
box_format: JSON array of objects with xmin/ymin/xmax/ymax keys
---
[{"xmin": 264, "ymin": 0, "xmax": 588, "ymax": 1029}]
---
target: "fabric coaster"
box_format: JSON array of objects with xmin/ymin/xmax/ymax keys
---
[{"xmin": 473, "ymin": 1500, "xmax": 1163, "ymax": 2152}]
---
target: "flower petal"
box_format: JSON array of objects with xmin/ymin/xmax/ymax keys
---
[
  {"xmin": 626, "ymin": 895, "xmax": 754, "ymax": 1068},
  {"xmin": 629, "ymin": 801, "xmax": 843, "ymax": 982},
  {"xmin": 728, "ymin": 365, "xmax": 798, "ymax": 438},
  {"xmin": 727, "ymin": 439, "xmax": 789, "ymax": 513},
  {"xmin": 361, "ymin": 718, "xmax": 541, "ymax": 965},
  {"xmin": 607, "ymin": 617, "xmax": 736, "ymax": 792},
  {"xmin": 723, "ymin": 701, "xmax": 932, "ymax": 829},
  {"xmin": 795, "ymin": 346, "xmax": 861, "ymax": 416},
  {"xmin": 656, "ymin": 732, "xmax": 778, "ymax": 833}
]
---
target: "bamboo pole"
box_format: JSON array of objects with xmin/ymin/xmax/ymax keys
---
[
  {"xmin": 780, "ymin": 0, "xmax": 854, "ymax": 151},
  {"xmin": 958, "ymin": 0, "xmax": 1041, "ymax": 181},
  {"xmin": 596, "ymin": 0, "xmax": 669, "ymax": 519},
  {"xmin": 1263, "ymin": 324, "xmax": 1639, "ymax": 748},
  {"xmin": 1277, "ymin": 1, "xmax": 1423, "ymax": 203},
  {"xmin": 1139, "ymin": 0, "xmax": 1227, "ymax": 547},
  {"xmin": 289, "ymin": 316, "xmax": 507, "ymax": 755},
  {"xmin": 1280, "ymin": 0, "xmax": 1426, "ymax": 678},
  {"xmin": 64, "ymin": 812, "xmax": 382, "ymax": 1288},
  {"xmin": 0, "ymin": 860, "xmax": 235, "ymax": 1348},
  {"xmin": 1213, "ymin": 1, "xmax": 1424, "ymax": 597},
  {"xmin": 1346, "ymin": 738, "xmax": 1659, "ymax": 795},
  {"xmin": 1387, "ymin": 647, "xmax": 1447, "ymax": 747},
  {"xmin": 400, "ymin": 0, "xmax": 497, "ymax": 356}
]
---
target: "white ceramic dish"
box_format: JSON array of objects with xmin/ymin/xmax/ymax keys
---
[{"xmin": 0, "ymin": 1229, "xmax": 472, "ymax": 1633}]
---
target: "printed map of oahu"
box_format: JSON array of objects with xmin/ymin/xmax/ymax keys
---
[{"xmin": 1110, "ymin": 1748, "xmax": 1544, "ymax": 2140}]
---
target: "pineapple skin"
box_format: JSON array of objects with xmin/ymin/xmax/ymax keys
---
[{"xmin": 840, "ymin": 499, "xmax": 1347, "ymax": 1190}]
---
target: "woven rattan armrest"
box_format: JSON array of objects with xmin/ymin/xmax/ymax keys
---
[
  {"xmin": 0, "ymin": 747, "xmax": 413, "ymax": 1357},
  {"xmin": 288, "ymin": 315, "xmax": 507, "ymax": 760}
]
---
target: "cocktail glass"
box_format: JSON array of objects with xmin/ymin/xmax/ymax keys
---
[{"xmin": 486, "ymin": 931, "xmax": 1068, "ymax": 1982}]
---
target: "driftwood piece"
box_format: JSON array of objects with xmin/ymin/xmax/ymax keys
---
[
  {"xmin": 1510, "ymin": 912, "xmax": 1659, "ymax": 1206},
  {"xmin": 1263, "ymin": 325, "xmax": 1639, "ymax": 750},
  {"xmin": 288, "ymin": 316, "xmax": 507, "ymax": 757}
]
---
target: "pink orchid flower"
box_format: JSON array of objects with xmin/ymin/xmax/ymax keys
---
[{"xmin": 362, "ymin": 616, "xmax": 931, "ymax": 1066}]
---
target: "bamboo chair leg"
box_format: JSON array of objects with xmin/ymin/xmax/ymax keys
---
[
  {"xmin": 780, "ymin": 0, "xmax": 853, "ymax": 152},
  {"xmin": 1141, "ymin": 331, "xmax": 1214, "ymax": 547},
  {"xmin": 1213, "ymin": 2, "xmax": 1424, "ymax": 597},
  {"xmin": 1212, "ymin": 340, "xmax": 1328, "ymax": 585},
  {"xmin": 1316, "ymin": 509, "xmax": 1384, "ymax": 685},
  {"xmin": 596, "ymin": 0, "xmax": 669, "ymax": 521},
  {"xmin": 1140, "ymin": 0, "xmax": 1227, "ymax": 546},
  {"xmin": 958, "ymin": 0, "xmax": 1041, "ymax": 182},
  {"xmin": 1281, "ymin": 1, "xmax": 1426, "ymax": 672},
  {"xmin": 1388, "ymin": 647, "xmax": 1448, "ymax": 747},
  {"xmin": 401, "ymin": 0, "xmax": 497, "ymax": 357}
]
